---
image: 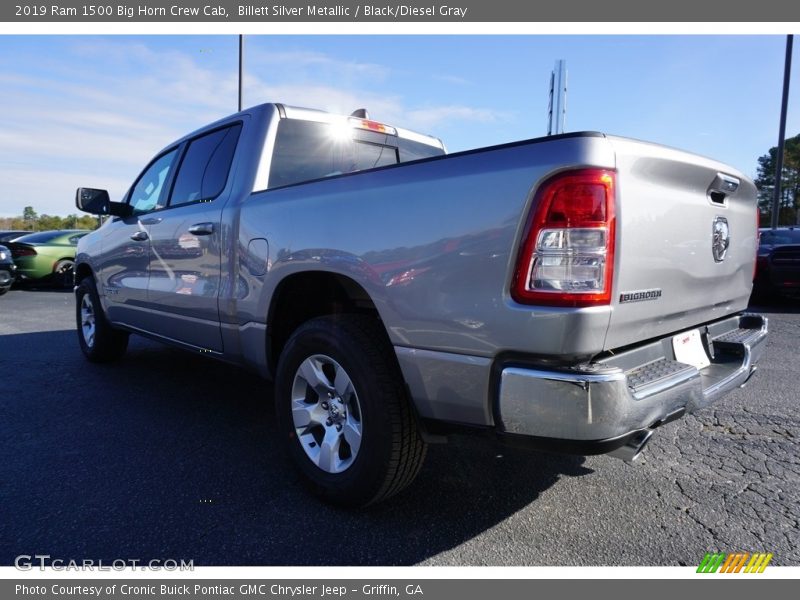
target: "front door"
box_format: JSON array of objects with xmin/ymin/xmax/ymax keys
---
[
  {"xmin": 100, "ymin": 148, "xmax": 179, "ymax": 329},
  {"xmin": 144, "ymin": 123, "xmax": 242, "ymax": 352}
]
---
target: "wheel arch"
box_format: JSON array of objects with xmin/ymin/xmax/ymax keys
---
[
  {"xmin": 266, "ymin": 270, "xmax": 389, "ymax": 377},
  {"xmin": 53, "ymin": 256, "xmax": 76, "ymax": 270},
  {"xmin": 74, "ymin": 261, "xmax": 94, "ymax": 285}
]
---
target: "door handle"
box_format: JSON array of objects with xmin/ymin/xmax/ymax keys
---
[
  {"xmin": 139, "ymin": 217, "xmax": 162, "ymax": 225},
  {"xmin": 188, "ymin": 222, "xmax": 215, "ymax": 236},
  {"xmin": 130, "ymin": 231, "xmax": 149, "ymax": 242}
]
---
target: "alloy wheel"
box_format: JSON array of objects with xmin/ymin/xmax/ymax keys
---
[{"xmin": 290, "ymin": 354, "xmax": 363, "ymax": 474}]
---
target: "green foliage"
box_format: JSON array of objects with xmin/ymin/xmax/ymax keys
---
[
  {"xmin": 0, "ymin": 210, "xmax": 101, "ymax": 232},
  {"xmin": 22, "ymin": 206, "xmax": 38, "ymax": 223},
  {"xmin": 756, "ymin": 133, "xmax": 800, "ymax": 226}
]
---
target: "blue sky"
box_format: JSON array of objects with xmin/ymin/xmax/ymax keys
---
[{"xmin": 0, "ymin": 35, "xmax": 797, "ymax": 216}]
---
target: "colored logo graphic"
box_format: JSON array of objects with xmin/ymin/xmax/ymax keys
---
[{"xmin": 697, "ymin": 552, "xmax": 773, "ymax": 573}]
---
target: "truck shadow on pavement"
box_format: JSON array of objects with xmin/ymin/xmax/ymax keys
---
[{"xmin": 0, "ymin": 329, "xmax": 592, "ymax": 566}]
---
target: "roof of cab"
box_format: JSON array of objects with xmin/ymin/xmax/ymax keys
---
[
  {"xmin": 279, "ymin": 103, "xmax": 444, "ymax": 150},
  {"xmin": 160, "ymin": 102, "xmax": 445, "ymax": 156}
]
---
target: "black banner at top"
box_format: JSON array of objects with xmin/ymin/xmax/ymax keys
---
[{"xmin": 3, "ymin": 0, "xmax": 800, "ymax": 22}]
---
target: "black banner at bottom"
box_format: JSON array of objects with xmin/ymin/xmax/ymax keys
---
[{"xmin": 3, "ymin": 579, "xmax": 795, "ymax": 600}]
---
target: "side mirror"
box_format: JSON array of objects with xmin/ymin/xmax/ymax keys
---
[
  {"xmin": 76, "ymin": 188, "xmax": 131, "ymax": 218},
  {"xmin": 76, "ymin": 188, "xmax": 110, "ymax": 214}
]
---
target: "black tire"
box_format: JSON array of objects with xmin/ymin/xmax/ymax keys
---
[
  {"xmin": 75, "ymin": 277, "xmax": 129, "ymax": 363},
  {"xmin": 275, "ymin": 314, "xmax": 427, "ymax": 507},
  {"xmin": 53, "ymin": 259, "xmax": 75, "ymax": 289},
  {"xmin": 0, "ymin": 287, "xmax": 8, "ymax": 296}
]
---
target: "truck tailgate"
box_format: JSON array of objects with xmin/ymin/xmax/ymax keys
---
[{"xmin": 605, "ymin": 136, "xmax": 758, "ymax": 351}]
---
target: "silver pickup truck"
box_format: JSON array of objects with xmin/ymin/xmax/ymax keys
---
[{"xmin": 74, "ymin": 103, "xmax": 767, "ymax": 506}]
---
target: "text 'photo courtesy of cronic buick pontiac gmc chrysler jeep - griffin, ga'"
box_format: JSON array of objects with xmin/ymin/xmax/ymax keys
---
[{"xmin": 73, "ymin": 103, "xmax": 767, "ymax": 506}]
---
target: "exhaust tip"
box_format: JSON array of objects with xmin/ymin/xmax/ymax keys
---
[{"xmin": 608, "ymin": 429, "xmax": 653, "ymax": 462}]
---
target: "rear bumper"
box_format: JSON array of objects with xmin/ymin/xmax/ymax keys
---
[
  {"xmin": 11, "ymin": 256, "xmax": 50, "ymax": 280},
  {"xmin": 496, "ymin": 313, "xmax": 767, "ymax": 452}
]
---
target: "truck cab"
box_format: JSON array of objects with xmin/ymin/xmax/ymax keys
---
[{"xmin": 75, "ymin": 104, "xmax": 444, "ymax": 353}]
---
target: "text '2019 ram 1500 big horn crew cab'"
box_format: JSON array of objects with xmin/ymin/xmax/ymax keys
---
[{"xmin": 74, "ymin": 103, "xmax": 767, "ymax": 506}]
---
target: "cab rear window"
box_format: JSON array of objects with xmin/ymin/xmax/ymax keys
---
[{"xmin": 269, "ymin": 119, "xmax": 417, "ymax": 188}]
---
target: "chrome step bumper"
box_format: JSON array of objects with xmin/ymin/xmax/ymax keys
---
[{"xmin": 496, "ymin": 314, "xmax": 768, "ymax": 451}]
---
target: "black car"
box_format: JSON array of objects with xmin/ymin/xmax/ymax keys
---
[
  {"xmin": 0, "ymin": 230, "xmax": 30, "ymax": 244},
  {"xmin": 754, "ymin": 227, "xmax": 800, "ymax": 298},
  {"xmin": 0, "ymin": 244, "xmax": 16, "ymax": 295}
]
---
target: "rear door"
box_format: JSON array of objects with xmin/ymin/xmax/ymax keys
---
[
  {"xmin": 605, "ymin": 136, "xmax": 758, "ymax": 350},
  {"xmin": 143, "ymin": 122, "xmax": 243, "ymax": 352}
]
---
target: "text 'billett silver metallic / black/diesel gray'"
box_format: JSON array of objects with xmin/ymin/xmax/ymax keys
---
[{"xmin": 73, "ymin": 102, "xmax": 766, "ymax": 506}]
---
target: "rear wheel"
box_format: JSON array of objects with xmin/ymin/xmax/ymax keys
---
[
  {"xmin": 275, "ymin": 315, "xmax": 427, "ymax": 507},
  {"xmin": 75, "ymin": 277, "xmax": 129, "ymax": 363},
  {"xmin": 53, "ymin": 259, "xmax": 75, "ymax": 289}
]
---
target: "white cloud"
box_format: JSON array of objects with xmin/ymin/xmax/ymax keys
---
[
  {"xmin": 245, "ymin": 78, "xmax": 405, "ymax": 122},
  {"xmin": 246, "ymin": 48, "xmax": 390, "ymax": 81},
  {"xmin": 245, "ymin": 79, "xmax": 504, "ymax": 137},
  {"xmin": 1, "ymin": 38, "xmax": 501, "ymax": 216},
  {"xmin": 0, "ymin": 166, "xmax": 131, "ymax": 217},
  {"xmin": 0, "ymin": 40, "xmax": 236, "ymax": 216},
  {"xmin": 404, "ymin": 105, "xmax": 503, "ymax": 130}
]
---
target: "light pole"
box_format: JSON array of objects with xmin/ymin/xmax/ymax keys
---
[
  {"xmin": 771, "ymin": 35, "xmax": 793, "ymax": 229},
  {"xmin": 547, "ymin": 60, "xmax": 567, "ymax": 136},
  {"xmin": 238, "ymin": 34, "xmax": 244, "ymax": 112}
]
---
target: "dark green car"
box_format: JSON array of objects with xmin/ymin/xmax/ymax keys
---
[{"xmin": 8, "ymin": 230, "xmax": 90, "ymax": 287}]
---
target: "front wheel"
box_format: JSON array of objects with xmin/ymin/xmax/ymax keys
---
[
  {"xmin": 75, "ymin": 277, "xmax": 129, "ymax": 363},
  {"xmin": 275, "ymin": 315, "xmax": 427, "ymax": 507}
]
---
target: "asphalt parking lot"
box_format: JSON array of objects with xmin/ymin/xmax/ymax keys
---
[{"xmin": 0, "ymin": 286, "xmax": 798, "ymax": 566}]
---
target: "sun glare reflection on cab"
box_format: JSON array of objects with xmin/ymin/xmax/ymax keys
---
[{"xmin": 329, "ymin": 120, "xmax": 353, "ymax": 142}]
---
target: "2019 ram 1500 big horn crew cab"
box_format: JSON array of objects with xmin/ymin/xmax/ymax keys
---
[{"xmin": 74, "ymin": 103, "xmax": 767, "ymax": 506}]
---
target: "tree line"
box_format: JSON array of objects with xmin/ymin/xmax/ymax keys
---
[
  {"xmin": 0, "ymin": 206, "xmax": 101, "ymax": 232},
  {"xmin": 756, "ymin": 132, "xmax": 800, "ymax": 226}
]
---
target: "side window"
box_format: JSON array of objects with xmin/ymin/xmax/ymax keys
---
[
  {"xmin": 129, "ymin": 149, "xmax": 179, "ymax": 215},
  {"xmin": 169, "ymin": 124, "xmax": 242, "ymax": 208}
]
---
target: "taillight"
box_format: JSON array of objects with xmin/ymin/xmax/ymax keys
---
[
  {"xmin": 12, "ymin": 245, "xmax": 37, "ymax": 258},
  {"xmin": 512, "ymin": 168, "xmax": 616, "ymax": 307},
  {"xmin": 348, "ymin": 117, "xmax": 397, "ymax": 135}
]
